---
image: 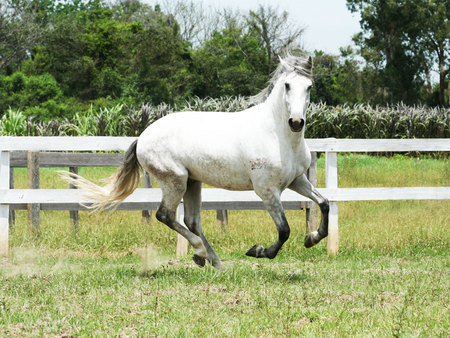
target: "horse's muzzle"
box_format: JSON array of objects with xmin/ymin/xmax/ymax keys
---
[{"xmin": 288, "ymin": 118, "xmax": 305, "ymax": 132}]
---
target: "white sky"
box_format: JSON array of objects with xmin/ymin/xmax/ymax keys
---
[
  {"xmin": 205, "ymin": 0, "xmax": 362, "ymax": 55},
  {"xmin": 147, "ymin": 0, "xmax": 362, "ymax": 55}
]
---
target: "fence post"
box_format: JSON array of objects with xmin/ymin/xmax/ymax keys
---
[
  {"xmin": 216, "ymin": 210, "xmax": 228, "ymax": 229},
  {"xmin": 306, "ymin": 152, "xmax": 318, "ymax": 233},
  {"xmin": 325, "ymin": 151, "xmax": 338, "ymax": 255},
  {"xmin": 27, "ymin": 151, "xmax": 40, "ymax": 234},
  {"xmin": 9, "ymin": 166, "xmax": 15, "ymax": 227},
  {"xmin": 0, "ymin": 151, "xmax": 10, "ymax": 256},
  {"xmin": 176, "ymin": 203, "xmax": 189, "ymax": 257},
  {"xmin": 142, "ymin": 172, "xmax": 152, "ymax": 224},
  {"xmin": 69, "ymin": 166, "xmax": 79, "ymax": 233}
]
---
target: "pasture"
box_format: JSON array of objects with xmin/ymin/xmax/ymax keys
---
[{"xmin": 1, "ymin": 154, "xmax": 449, "ymax": 336}]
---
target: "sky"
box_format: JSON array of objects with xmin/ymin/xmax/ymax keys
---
[
  {"xmin": 148, "ymin": 0, "xmax": 362, "ymax": 55},
  {"xmin": 205, "ymin": 0, "xmax": 362, "ymax": 55}
]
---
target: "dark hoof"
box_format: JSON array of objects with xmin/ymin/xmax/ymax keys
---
[
  {"xmin": 193, "ymin": 254, "xmax": 206, "ymax": 267},
  {"xmin": 245, "ymin": 245, "xmax": 265, "ymax": 258},
  {"xmin": 304, "ymin": 235, "xmax": 315, "ymax": 248},
  {"xmin": 304, "ymin": 231, "xmax": 322, "ymax": 248}
]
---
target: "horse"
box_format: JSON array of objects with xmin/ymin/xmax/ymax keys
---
[{"xmin": 60, "ymin": 54, "xmax": 329, "ymax": 270}]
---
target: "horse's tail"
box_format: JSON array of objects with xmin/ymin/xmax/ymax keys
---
[{"xmin": 58, "ymin": 140, "xmax": 142, "ymax": 211}]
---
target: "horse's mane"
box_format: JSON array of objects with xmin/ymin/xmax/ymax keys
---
[{"xmin": 247, "ymin": 53, "xmax": 313, "ymax": 107}]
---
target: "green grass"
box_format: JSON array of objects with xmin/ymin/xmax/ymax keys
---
[{"xmin": 2, "ymin": 154, "xmax": 449, "ymax": 336}]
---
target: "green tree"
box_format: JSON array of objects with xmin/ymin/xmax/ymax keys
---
[
  {"xmin": 310, "ymin": 48, "xmax": 364, "ymax": 105},
  {"xmin": 0, "ymin": 0, "xmax": 46, "ymax": 73},
  {"xmin": 347, "ymin": 0, "xmax": 449, "ymax": 106},
  {"xmin": 22, "ymin": 0, "xmax": 190, "ymax": 104},
  {"xmin": 192, "ymin": 26, "xmax": 267, "ymax": 98}
]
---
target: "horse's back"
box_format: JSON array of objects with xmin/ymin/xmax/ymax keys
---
[{"xmin": 136, "ymin": 111, "xmax": 255, "ymax": 189}]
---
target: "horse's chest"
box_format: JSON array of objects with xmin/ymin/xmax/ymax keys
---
[{"xmin": 249, "ymin": 156, "xmax": 302, "ymax": 189}]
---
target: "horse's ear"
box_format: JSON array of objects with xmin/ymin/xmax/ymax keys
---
[
  {"xmin": 306, "ymin": 56, "xmax": 313, "ymax": 70},
  {"xmin": 278, "ymin": 56, "xmax": 294, "ymax": 72}
]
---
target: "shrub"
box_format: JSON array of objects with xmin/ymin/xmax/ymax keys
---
[
  {"xmin": 4, "ymin": 98, "xmax": 449, "ymax": 140},
  {"xmin": 0, "ymin": 108, "xmax": 27, "ymax": 135}
]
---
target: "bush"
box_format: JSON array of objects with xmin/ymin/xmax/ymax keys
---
[
  {"xmin": 0, "ymin": 72, "xmax": 64, "ymax": 118},
  {"xmin": 0, "ymin": 108, "xmax": 27, "ymax": 136},
  {"xmin": 306, "ymin": 103, "xmax": 450, "ymax": 139},
  {"xmin": 1, "ymin": 98, "xmax": 448, "ymax": 140}
]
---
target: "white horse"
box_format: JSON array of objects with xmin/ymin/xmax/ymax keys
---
[{"xmin": 61, "ymin": 54, "xmax": 329, "ymax": 269}]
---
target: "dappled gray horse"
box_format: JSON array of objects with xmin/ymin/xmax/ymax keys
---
[{"xmin": 60, "ymin": 54, "xmax": 329, "ymax": 269}]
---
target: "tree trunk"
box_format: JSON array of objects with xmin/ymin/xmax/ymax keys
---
[
  {"xmin": 438, "ymin": 45, "xmax": 445, "ymax": 107},
  {"xmin": 423, "ymin": 63, "xmax": 432, "ymax": 95},
  {"xmin": 447, "ymin": 77, "xmax": 450, "ymax": 108}
]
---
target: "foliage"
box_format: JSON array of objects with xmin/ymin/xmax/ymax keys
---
[
  {"xmin": 306, "ymin": 103, "xmax": 450, "ymax": 139},
  {"xmin": 0, "ymin": 0, "xmax": 448, "ymax": 124},
  {"xmin": 0, "ymin": 72, "xmax": 64, "ymax": 117},
  {"xmin": 346, "ymin": 0, "xmax": 449, "ymax": 106},
  {"xmin": 190, "ymin": 27, "xmax": 268, "ymax": 98},
  {"xmin": 0, "ymin": 108, "xmax": 27, "ymax": 135},
  {"xmin": 1, "ymin": 99, "xmax": 448, "ymax": 140}
]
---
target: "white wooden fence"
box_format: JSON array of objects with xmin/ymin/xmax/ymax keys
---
[{"xmin": 1, "ymin": 136, "xmax": 449, "ymax": 257}]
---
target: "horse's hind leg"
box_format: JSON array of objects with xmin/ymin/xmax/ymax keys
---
[
  {"xmin": 288, "ymin": 174, "xmax": 329, "ymax": 248},
  {"xmin": 246, "ymin": 188, "xmax": 290, "ymax": 259},
  {"xmin": 155, "ymin": 176, "xmax": 207, "ymax": 266},
  {"xmin": 183, "ymin": 179, "xmax": 222, "ymax": 269}
]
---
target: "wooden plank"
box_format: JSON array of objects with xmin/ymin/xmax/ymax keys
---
[
  {"xmin": 2, "ymin": 137, "xmax": 449, "ymax": 153},
  {"xmin": 0, "ymin": 136, "xmax": 136, "ymax": 152},
  {"xmin": 325, "ymin": 152, "xmax": 338, "ymax": 189},
  {"xmin": 216, "ymin": 210, "xmax": 228, "ymax": 229},
  {"xmin": 325, "ymin": 152, "xmax": 338, "ymax": 255},
  {"xmin": 327, "ymin": 202, "xmax": 339, "ymax": 255},
  {"xmin": 11, "ymin": 152, "xmax": 124, "ymax": 167},
  {"xmin": 9, "ymin": 166, "xmax": 15, "ymax": 227},
  {"xmin": 1, "ymin": 189, "xmax": 311, "ymax": 210},
  {"xmin": 308, "ymin": 138, "xmax": 450, "ymax": 152},
  {"xmin": 2, "ymin": 187, "xmax": 449, "ymax": 207},
  {"xmin": 69, "ymin": 167, "xmax": 79, "ymax": 232},
  {"xmin": 27, "ymin": 152, "xmax": 40, "ymax": 233},
  {"xmin": 330, "ymin": 187, "xmax": 450, "ymax": 201},
  {"xmin": 0, "ymin": 151, "xmax": 10, "ymax": 256},
  {"xmin": 176, "ymin": 204, "xmax": 189, "ymax": 257}
]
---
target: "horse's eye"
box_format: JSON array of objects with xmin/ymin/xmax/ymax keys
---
[
  {"xmin": 307, "ymin": 85, "xmax": 312, "ymax": 91},
  {"xmin": 285, "ymin": 83, "xmax": 291, "ymax": 91}
]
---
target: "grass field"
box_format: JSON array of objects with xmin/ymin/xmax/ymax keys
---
[{"xmin": 1, "ymin": 154, "xmax": 449, "ymax": 336}]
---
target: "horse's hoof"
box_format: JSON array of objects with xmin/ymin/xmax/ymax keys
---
[
  {"xmin": 245, "ymin": 245, "xmax": 265, "ymax": 258},
  {"xmin": 193, "ymin": 254, "xmax": 206, "ymax": 267},
  {"xmin": 304, "ymin": 231, "xmax": 319, "ymax": 248}
]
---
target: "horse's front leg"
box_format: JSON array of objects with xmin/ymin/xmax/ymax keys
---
[
  {"xmin": 246, "ymin": 189, "xmax": 290, "ymax": 259},
  {"xmin": 289, "ymin": 174, "xmax": 329, "ymax": 248}
]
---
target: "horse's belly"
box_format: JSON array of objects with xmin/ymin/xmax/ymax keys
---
[{"xmin": 187, "ymin": 162, "xmax": 253, "ymax": 191}]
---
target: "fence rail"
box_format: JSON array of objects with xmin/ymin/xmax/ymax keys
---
[{"xmin": 1, "ymin": 137, "xmax": 449, "ymax": 257}]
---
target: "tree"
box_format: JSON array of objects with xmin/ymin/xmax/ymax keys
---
[
  {"xmin": 0, "ymin": 0, "xmax": 46, "ymax": 73},
  {"xmin": 347, "ymin": 0, "xmax": 449, "ymax": 106},
  {"xmin": 402, "ymin": 0, "xmax": 449, "ymax": 106},
  {"xmin": 191, "ymin": 26, "xmax": 267, "ymax": 97},
  {"xmin": 22, "ymin": 0, "xmax": 191, "ymax": 103},
  {"xmin": 246, "ymin": 5, "xmax": 305, "ymax": 73}
]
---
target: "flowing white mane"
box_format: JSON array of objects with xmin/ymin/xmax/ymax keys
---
[{"xmin": 247, "ymin": 53, "xmax": 313, "ymax": 107}]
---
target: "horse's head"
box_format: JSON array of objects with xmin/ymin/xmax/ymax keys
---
[{"xmin": 279, "ymin": 56, "xmax": 313, "ymax": 133}]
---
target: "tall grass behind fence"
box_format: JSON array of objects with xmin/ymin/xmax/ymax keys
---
[{"xmin": 1, "ymin": 99, "xmax": 448, "ymax": 139}]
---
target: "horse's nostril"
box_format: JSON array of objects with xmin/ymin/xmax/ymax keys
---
[{"xmin": 288, "ymin": 118, "xmax": 304, "ymax": 132}]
